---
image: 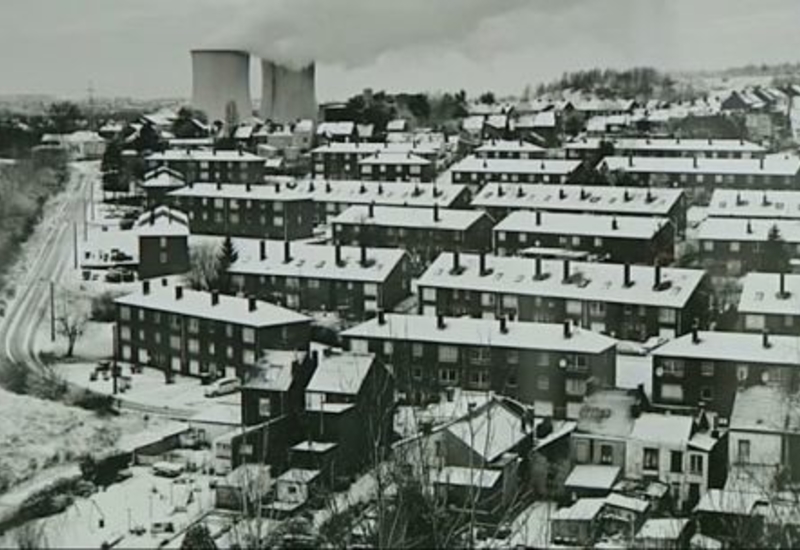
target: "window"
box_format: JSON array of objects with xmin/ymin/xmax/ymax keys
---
[
  {"xmin": 744, "ymin": 314, "xmax": 766, "ymax": 331},
  {"xmin": 412, "ymin": 343, "xmax": 424, "ymax": 358},
  {"xmin": 470, "ymin": 370, "xmax": 489, "ymax": 388},
  {"xmin": 506, "ymin": 373, "xmax": 518, "ymax": 388},
  {"xmin": 660, "ymin": 383, "xmax": 684, "ymax": 402},
  {"xmin": 497, "ymin": 231, "xmax": 506, "ymax": 242},
  {"xmin": 422, "ymin": 288, "xmax": 436, "ymax": 302},
  {"xmin": 169, "ymin": 335, "xmax": 181, "ymax": 351},
  {"xmin": 188, "ymin": 339, "xmax": 199, "ymax": 353},
  {"xmin": 439, "ymin": 368, "xmax": 458, "ymax": 384},
  {"xmin": 701, "ymin": 387, "xmax": 713, "ymax": 401},
  {"xmin": 119, "ymin": 306, "xmax": 131, "ymax": 321},
  {"xmin": 589, "ymin": 302, "xmax": 605, "ymax": 316},
  {"xmin": 566, "ymin": 300, "xmax": 582, "ymax": 316},
  {"xmin": 737, "ymin": 365, "xmax": 749, "ymax": 382},
  {"xmin": 644, "ymin": 448, "xmax": 659, "ymax": 471},
  {"xmin": 701, "ymin": 362, "xmax": 715, "ymax": 377},
  {"xmin": 662, "ymin": 359, "xmax": 685, "ymax": 377},
  {"xmin": 364, "ymin": 283, "xmax": 378, "ymax": 297},
  {"xmin": 658, "ymin": 308, "xmax": 676, "ymax": 324},
  {"xmin": 690, "ymin": 454, "xmax": 704, "ymax": 475},
  {"xmin": 226, "ymin": 345, "xmax": 234, "ymax": 359},
  {"xmin": 481, "ymin": 293, "xmax": 495, "ymax": 307},
  {"xmin": 259, "ymin": 398, "xmax": 271, "ymax": 417},
  {"xmin": 594, "ymin": 237, "xmax": 603, "ymax": 248},
  {"xmin": 565, "ymin": 378, "xmax": 587, "ymax": 396},
  {"xmin": 737, "ymin": 439, "xmax": 751, "ymax": 464},
  {"xmin": 703, "ymin": 241, "xmax": 714, "ymax": 252},
  {"xmin": 600, "ymin": 444, "xmax": 613, "ymax": 465},
  {"xmin": 507, "ymin": 350, "xmax": 519, "ymax": 364},
  {"xmin": 243, "ymin": 350, "xmax": 256, "ymax": 365},
  {"xmin": 502, "ymin": 295, "xmax": 518, "ymax": 311},
  {"xmin": 188, "ymin": 319, "xmax": 199, "ymax": 334},
  {"xmin": 571, "ymin": 236, "xmax": 581, "ymax": 247},
  {"xmin": 242, "ymin": 328, "xmax": 255, "ymax": 344},
  {"xmin": 273, "ymin": 216, "xmax": 284, "ymax": 227},
  {"xmin": 729, "ymin": 241, "xmax": 740, "ymax": 252},
  {"xmin": 575, "ymin": 440, "xmax": 590, "ymax": 463},
  {"xmin": 119, "ymin": 326, "xmax": 131, "ymax": 341},
  {"xmin": 438, "ymin": 346, "xmax": 458, "ymax": 363},
  {"xmin": 383, "ymin": 341, "xmax": 394, "ymax": 356},
  {"xmin": 469, "ymin": 347, "xmax": 491, "ymax": 365},
  {"xmin": 412, "ymin": 367, "xmax": 422, "ymax": 380},
  {"xmin": 537, "ymin": 375, "xmax": 550, "ymax": 391},
  {"xmin": 670, "ymin": 450, "xmax": 683, "ymax": 473}
]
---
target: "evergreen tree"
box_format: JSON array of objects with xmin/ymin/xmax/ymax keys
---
[
  {"xmin": 217, "ymin": 236, "xmax": 239, "ymax": 293},
  {"xmin": 762, "ymin": 225, "xmax": 790, "ymax": 273}
]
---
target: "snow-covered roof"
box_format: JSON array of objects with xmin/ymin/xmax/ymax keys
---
[
  {"xmin": 629, "ymin": 413, "xmax": 694, "ymax": 447},
  {"xmin": 277, "ymin": 468, "xmax": 320, "ymax": 484},
  {"xmin": 605, "ymin": 492, "xmax": 650, "ymax": 513},
  {"xmin": 290, "ymin": 440, "xmax": 338, "ymax": 453},
  {"xmin": 332, "ymin": 205, "xmax": 488, "ymax": 232},
  {"xmin": 247, "ymin": 350, "xmax": 308, "ymax": 391},
  {"xmin": 653, "ymin": 331, "xmax": 800, "ymax": 366},
  {"xmin": 730, "ymin": 386, "xmax": 800, "ymax": 434},
  {"xmin": 134, "ymin": 206, "xmax": 189, "ymax": 237},
  {"xmin": 565, "ymin": 465, "xmax": 620, "ymax": 491},
  {"xmin": 305, "ymin": 351, "xmax": 375, "ymax": 395},
  {"xmin": 417, "ymin": 252, "xmax": 706, "ymax": 309},
  {"xmin": 140, "ymin": 168, "xmax": 186, "ymax": 190},
  {"xmin": 635, "ymin": 518, "xmax": 689, "ymax": 541},
  {"xmin": 516, "ymin": 111, "xmax": 557, "ymax": 129},
  {"xmin": 462, "ymin": 115, "xmax": 486, "ymax": 132},
  {"xmin": 316, "ymin": 121, "xmax": 354, "ymax": 136},
  {"xmin": 552, "ymin": 498, "xmax": 606, "ymax": 521},
  {"xmin": 738, "ymin": 272, "xmax": 800, "ymax": 316},
  {"xmin": 312, "ymin": 141, "xmax": 437, "ymax": 156},
  {"xmin": 567, "ymin": 137, "xmax": 764, "ymax": 155},
  {"xmin": 601, "ymin": 155, "xmax": 800, "ymax": 177},
  {"xmin": 115, "ymin": 283, "xmax": 311, "ymax": 328},
  {"xmin": 472, "ymin": 183, "xmax": 683, "ymax": 217},
  {"xmin": 433, "ymin": 466, "xmax": 502, "ymax": 489},
  {"xmin": 386, "ymin": 119, "xmax": 408, "ymax": 132},
  {"xmin": 445, "ymin": 400, "xmax": 528, "ymax": 463},
  {"xmin": 495, "ymin": 210, "xmax": 669, "ymax": 240},
  {"xmin": 229, "ymin": 241, "xmax": 406, "ymax": 284},
  {"xmin": 575, "ymin": 389, "xmax": 639, "ymax": 438},
  {"xmin": 708, "ymin": 189, "xmax": 800, "ymax": 220},
  {"xmin": 359, "ymin": 151, "xmax": 431, "ymax": 166},
  {"xmin": 451, "ymin": 156, "xmax": 581, "ymax": 175},
  {"xmin": 342, "ymin": 314, "xmax": 617, "ymax": 355},
  {"xmin": 169, "ymin": 182, "xmax": 311, "ymax": 202},
  {"xmin": 146, "ymin": 149, "xmax": 265, "ymax": 163},
  {"xmin": 694, "ymin": 489, "xmax": 764, "ymax": 515},
  {"xmin": 697, "ymin": 218, "xmax": 800, "ymax": 243},
  {"xmin": 475, "ymin": 139, "xmax": 545, "ymax": 154},
  {"xmin": 301, "ymin": 179, "xmax": 467, "ymax": 209}
]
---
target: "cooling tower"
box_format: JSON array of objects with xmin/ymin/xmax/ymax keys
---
[
  {"xmin": 191, "ymin": 49, "xmax": 253, "ymax": 125},
  {"xmin": 260, "ymin": 61, "xmax": 317, "ymax": 122}
]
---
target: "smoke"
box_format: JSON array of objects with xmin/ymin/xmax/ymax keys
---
[{"xmin": 208, "ymin": 0, "xmax": 531, "ymax": 69}]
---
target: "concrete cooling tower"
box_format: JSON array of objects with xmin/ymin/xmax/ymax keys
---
[
  {"xmin": 260, "ymin": 61, "xmax": 317, "ymax": 123},
  {"xmin": 191, "ymin": 49, "xmax": 253, "ymax": 125}
]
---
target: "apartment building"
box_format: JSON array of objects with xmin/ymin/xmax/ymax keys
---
[
  {"xmin": 140, "ymin": 166, "xmax": 185, "ymax": 208},
  {"xmin": 358, "ymin": 151, "xmax": 435, "ymax": 182},
  {"xmin": 472, "ymin": 183, "xmax": 686, "ymax": 234},
  {"xmin": 135, "ymin": 206, "xmax": 190, "ymax": 280},
  {"xmin": 167, "ymin": 182, "xmax": 314, "ymax": 240},
  {"xmin": 417, "ymin": 252, "xmax": 709, "ymax": 341},
  {"xmin": 342, "ymin": 312, "xmax": 616, "ymax": 417},
  {"xmin": 474, "ymin": 139, "xmax": 547, "ymax": 159},
  {"xmin": 738, "ymin": 272, "xmax": 800, "ymax": 334},
  {"xmin": 114, "ymin": 281, "xmax": 311, "ymax": 381},
  {"xmin": 145, "ymin": 148, "xmax": 266, "ymax": 184},
  {"xmin": 310, "ymin": 141, "xmax": 439, "ymax": 180},
  {"xmin": 565, "ymin": 137, "xmax": 766, "ymax": 160},
  {"xmin": 493, "ymin": 211, "xmax": 674, "ymax": 265},
  {"xmin": 450, "ymin": 156, "xmax": 582, "ymax": 192},
  {"xmin": 708, "ymin": 189, "xmax": 800, "ymax": 220},
  {"xmin": 228, "ymin": 241, "xmax": 410, "ymax": 319}
]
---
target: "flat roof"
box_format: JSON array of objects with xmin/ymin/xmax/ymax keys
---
[
  {"xmin": 332, "ymin": 205, "xmax": 488, "ymax": 231},
  {"xmin": 697, "ymin": 218, "xmax": 800, "ymax": 243},
  {"xmin": 146, "ymin": 149, "xmax": 265, "ymax": 163},
  {"xmin": 708, "ymin": 189, "xmax": 800, "ymax": 219},
  {"xmin": 229, "ymin": 241, "xmax": 406, "ymax": 284},
  {"xmin": 451, "ymin": 156, "xmax": 582, "ymax": 175},
  {"xmin": 601, "ymin": 155, "xmax": 800, "ymax": 177},
  {"xmin": 495, "ymin": 210, "xmax": 669, "ymax": 240},
  {"xmin": 417, "ymin": 252, "xmax": 706, "ymax": 309},
  {"xmin": 277, "ymin": 468, "xmax": 320, "ymax": 484},
  {"xmin": 653, "ymin": 331, "xmax": 800, "ymax": 366},
  {"xmin": 342, "ymin": 313, "xmax": 617, "ymax": 355},
  {"xmin": 565, "ymin": 465, "xmax": 621, "ymax": 491},
  {"xmin": 636, "ymin": 518, "xmax": 690, "ymax": 541},
  {"xmin": 472, "ymin": 183, "xmax": 683, "ymax": 216},
  {"xmin": 738, "ymin": 272, "xmax": 800, "ymax": 316},
  {"xmin": 301, "ymin": 179, "xmax": 466, "ymax": 208},
  {"xmin": 115, "ymin": 283, "xmax": 311, "ymax": 328},
  {"xmin": 290, "ymin": 440, "xmax": 338, "ymax": 453},
  {"xmin": 433, "ymin": 466, "xmax": 502, "ymax": 489},
  {"xmin": 552, "ymin": 498, "xmax": 606, "ymax": 521},
  {"xmin": 730, "ymin": 386, "xmax": 800, "ymax": 434},
  {"xmin": 629, "ymin": 413, "xmax": 694, "ymax": 446},
  {"xmin": 606, "ymin": 492, "xmax": 650, "ymax": 513},
  {"xmin": 169, "ymin": 182, "xmax": 311, "ymax": 201}
]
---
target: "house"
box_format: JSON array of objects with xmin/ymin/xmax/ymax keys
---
[
  {"xmin": 269, "ymin": 468, "xmax": 323, "ymax": 516},
  {"xmin": 450, "ymin": 156, "xmax": 582, "ymax": 192},
  {"xmin": 298, "ymin": 179, "xmax": 470, "ymax": 224},
  {"xmin": 472, "ymin": 183, "xmax": 686, "ymax": 235},
  {"xmin": 604, "ymin": 492, "xmax": 651, "ymax": 538},
  {"xmin": 651, "ymin": 329, "xmax": 800, "ymax": 417},
  {"xmin": 416, "ymin": 252, "xmax": 709, "ymax": 341},
  {"xmin": 358, "ymin": 151, "xmax": 435, "ymax": 182},
  {"xmin": 634, "ymin": 517, "xmax": 692, "ymax": 550},
  {"xmin": 580, "ymin": 137, "xmax": 765, "ymax": 159},
  {"xmin": 708, "ymin": 189, "xmax": 800, "ymax": 220},
  {"xmin": 167, "ymin": 181, "xmax": 315, "ymax": 240},
  {"xmin": 550, "ymin": 498, "xmax": 606, "ymax": 546},
  {"xmin": 144, "ymin": 148, "xmax": 266, "ymax": 184},
  {"xmin": 697, "ymin": 218, "xmax": 800, "ymax": 276},
  {"xmin": 737, "ymin": 272, "xmax": 800, "ymax": 334},
  {"xmin": 316, "ymin": 121, "xmax": 356, "ymax": 144},
  {"xmin": 134, "ymin": 206, "xmax": 190, "ymax": 280},
  {"xmin": 140, "ymin": 166, "xmax": 186, "ymax": 208},
  {"xmin": 515, "ymin": 111, "xmax": 559, "ymax": 146},
  {"xmin": 332, "ymin": 205, "xmax": 494, "ymax": 268},
  {"xmin": 493, "ymin": 210, "xmax": 674, "ymax": 265},
  {"xmin": 474, "ymin": 139, "xmax": 547, "ymax": 159},
  {"xmin": 310, "ymin": 141, "xmax": 439, "ymax": 180},
  {"xmin": 114, "ymin": 281, "xmax": 311, "ymax": 380},
  {"xmin": 721, "ymin": 90, "xmax": 766, "ymax": 112},
  {"xmin": 342, "ymin": 312, "xmax": 617, "ymax": 417},
  {"xmin": 240, "ymin": 349, "xmax": 313, "ymax": 426},
  {"xmin": 228, "ymin": 241, "xmax": 410, "ymax": 319}
]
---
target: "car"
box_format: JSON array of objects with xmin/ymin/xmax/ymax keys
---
[
  {"xmin": 204, "ymin": 376, "xmax": 240, "ymax": 398},
  {"xmin": 152, "ymin": 461, "xmax": 185, "ymax": 478}
]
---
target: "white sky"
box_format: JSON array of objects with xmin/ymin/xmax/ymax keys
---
[{"xmin": 1, "ymin": 0, "xmax": 799, "ymax": 101}]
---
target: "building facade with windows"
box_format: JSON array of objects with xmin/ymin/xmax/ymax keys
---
[
  {"xmin": 358, "ymin": 151, "xmax": 435, "ymax": 182},
  {"xmin": 450, "ymin": 156, "xmax": 582, "ymax": 193},
  {"xmin": 707, "ymin": 189, "xmax": 800, "ymax": 220},
  {"xmin": 310, "ymin": 142, "xmax": 440, "ymax": 180},
  {"xmin": 135, "ymin": 206, "xmax": 190, "ymax": 280},
  {"xmin": 145, "ymin": 149, "xmax": 266, "ymax": 184},
  {"xmin": 737, "ymin": 272, "xmax": 800, "ymax": 335},
  {"xmin": 566, "ymin": 137, "xmax": 766, "ymax": 160},
  {"xmin": 473, "ymin": 139, "xmax": 547, "ymax": 159}
]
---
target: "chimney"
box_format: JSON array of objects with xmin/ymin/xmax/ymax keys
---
[
  {"xmin": 517, "ymin": 185, "xmax": 524, "ymax": 198},
  {"xmin": 368, "ymin": 201, "xmax": 375, "ymax": 218},
  {"xmin": 211, "ymin": 290, "xmax": 219, "ymax": 306},
  {"xmin": 736, "ymin": 192, "xmax": 743, "ymax": 206},
  {"xmin": 628, "ymin": 155, "xmax": 633, "ymax": 167},
  {"xmin": 378, "ymin": 309, "xmax": 386, "ymax": 325},
  {"xmin": 580, "ymin": 188, "xmax": 588, "ymax": 200},
  {"xmin": 162, "ymin": 278, "xmax": 168, "ymax": 287},
  {"xmin": 760, "ymin": 157, "xmax": 765, "ymax": 170},
  {"xmin": 452, "ymin": 250, "xmax": 461, "ymax": 273},
  {"xmin": 360, "ymin": 243, "xmax": 368, "ymax": 266},
  {"xmin": 308, "ymin": 181, "xmax": 315, "ymax": 192},
  {"xmin": 779, "ymin": 272, "xmax": 789, "ymax": 298},
  {"xmin": 534, "ymin": 256, "xmax": 545, "ymax": 280},
  {"xmin": 646, "ymin": 188, "xmax": 654, "ymax": 203},
  {"xmin": 611, "ymin": 217, "xmax": 619, "ymax": 231},
  {"xmin": 692, "ymin": 156, "xmax": 698, "ymax": 169},
  {"xmin": 378, "ymin": 183, "xmax": 384, "ymax": 195},
  {"xmin": 479, "ymin": 252, "xmax": 490, "ymax": 276},
  {"xmin": 762, "ymin": 192, "xmax": 769, "ymax": 206},
  {"xmin": 433, "ymin": 203, "xmax": 441, "ymax": 222},
  {"xmin": 559, "ymin": 188, "xmax": 566, "ymax": 200},
  {"xmin": 175, "ymin": 286, "xmax": 183, "ymax": 300},
  {"xmin": 653, "ymin": 263, "xmax": 662, "ymax": 289},
  {"xmin": 325, "ymin": 182, "xmax": 332, "ymax": 193},
  {"xmin": 562, "ymin": 259, "xmax": 571, "ymax": 282},
  {"xmin": 216, "ymin": 181, "xmax": 222, "ymax": 191},
  {"xmin": 142, "ymin": 280, "xmax": 150, "ymax": 295},
  {"xmin": 437, "ymin": 314, "xmax": 446, "ymax": 330},
  {"xmin": 691, "ymin": 321, "xmax": 700, "ymax": 344},
  {"xmin": 763, "ymin": 329, "xmax": 772, "ymax": 349},
  {"xmin": 246, "ymin": 183, "xmax": 252, "ymax": 192},
  {"xmin": 746, "ymin": 220, "xmax": 753, "ymax": 234},
  {"xmin": 335, "ymin": 243, "xmax": 344, "ymax": 266},
  {"xmin": 259, "ymin": 240, "xmax": 267, "ymax": 261},
  {"xmin": 248, "ymin": 296, "xmax": 257, "ymax": 312},
  {"xmin": 275, "ymin": 182, "xmax": 281, "ymax": 193},
  {"xmin": 563, "ymin": 319, "xmax": 572, "ymax": 339},
  {"xmin": 623, "ymin": 263, "xmax": 633, "ymax": 287},
  {"xmin": 623, "ymin": 189, "xmax": 631, "ymax": 202},
  {"xmin": 499, "ymin": 316, "xmax": 509, "ymax": 334},
  {"xmin": 498, "ymin": 185, "xmax": 505, "ymax": 197},
  {"xmin": 359, "ymin": 183, "xmax": 366, "ymax": 194},
  {"xmin": 283, "ymin": 240, "xmax": 292, "ymax": 263},
  {"xmin": 535, "ymin": 210, "xmax": 542, "ymax": 226}
]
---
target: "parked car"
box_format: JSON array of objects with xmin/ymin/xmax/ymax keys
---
[
  {"xmin": 152, "ymin": 462, "xmax": 184, "ymax": 478},
  {"xmin": 204, "ymin": 376, "xmax": 241, "ymax": 398}
]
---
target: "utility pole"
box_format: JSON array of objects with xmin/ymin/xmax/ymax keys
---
[
  {"xmin": 83, "ymin": 196, "xmax": 88, "ymax": 242},
  {"xmin": 73, "ymin": 222, "xmax": 78, "ymax": 269},
  {"xmin": 50, "ymin": 281, "xmax": 56, "ymax": 342}
]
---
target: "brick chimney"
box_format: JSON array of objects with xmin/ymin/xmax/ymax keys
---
[
  {"xmin": 259, "ymin": 240, "xmax": 267, "ymax": 261},
  {"xmin": 378, "ymin": 309, "xmax": 386, "ymax": 325},
  {"xmin": 437, "ymin": 314, "xmax": 446, "ymax": 330},
  {"xmin": 368, "ymin": 201, "xmax": 375, "ymax": 218},
  {"xmin": 142, "ymin": 280, "xmax": 150, "ymax": 295},
  {"xmin": 451, "ymin": 250, "xmax": 461, "ymax": 273},
  {"xmin": 433, "ymin": 203, "xmax": 441, "ymax": 222},
  {"xmin": 175, "ymin": 286, "xmax": 183, "ymax": 300},
  {"xmin": 653, "ymin": 263, "xmax": 662, "ymax": 289},
  {"xmin": 563, "ymin": 319, "xmax": 572, "ymax": 339},
  {"xmin": 248, "ymin": 296, "xmax": 257, "ymax": 312},
  {"xmin": 283, "ymin": 240, "xmax": 292, "ymax": 263},
  {"xmin": 623, "ymin": 263, "xmax": 633, "ymax": 287},
  {"xmin": 211, "ymin": 290, "xmax": 219, "ymax": 306},
  {"xmin": 335, "ymin": 243, "xmax": 344, "ymax": 267},
  {"xmin": 535, "ymin": 210, "xmax": 542, "ymax": 226},
  {"xmin": 360, "ymin": 243, "xmax": 368, "ymax": 266},
  {"xmin": 779, "ymin": 272, "xmax": 790, "ymax": 299},
  {"xmin": 763, "ymin": 329, "xmax": 771, "ymax": 349},
  {"xmin": 562, "ymin": 259, "xmax": 571, "ymax": 282},
  {"xmin": 499, "ymin": 315, "xmax": 509, "ymax": 334},
  {"xmin": 612, "ymin": 217, "xmax": 619, "ymax": 231},
  {"xmin": 479, "ymin": 252, "xmax": 490, "ymax": 276}
]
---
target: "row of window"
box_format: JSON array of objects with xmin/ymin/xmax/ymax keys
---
[
  {"xmin": 119, "ymin": 344, "xmax": 255, "ymax": 369},
  {"xmin": 118, "ymin": 308, "xmax": 257, "ymax": 342},
  {"xmin": 632, "ymin": 172, "xmax": 795, "ymax": 186},
  {"xmin": 188, "ymin": 210, "xmax": 285, "ymax": 227},
  {"xmin": 175, "ymin": 197, "xmax": 286, "ymax": 211},
  {"xmin": 453, "ymin": 172, "xmax": 568, "ymax": 184},
  {"xmin": 703, "ymin": 240, "xmax": 800, "ymax": 254},
  {"xmin": 643, "ymin": 447, "xmax": 705, "ymax": 475}
]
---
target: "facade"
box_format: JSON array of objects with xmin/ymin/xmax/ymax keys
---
[
  {"xmin": 310, "ymin": 142, "xmax": 439, "ymax": 180},
  {"xmin": 135, "ymin": 207, "xmax": 190, "ymax": 280},
  {"xmin": 651, "ymin": 330, "xmax": 800, "ymax": 417},
  {"xmin": 145, "ymin": 149, "xmax": 266, "ymax": 184},
  {"xmin": 493, "ymin": 211, "xmax": 674, "ymax": 265},
  {"xmin": 697, "ymin": 218, "xmax": 800, "ymax": 276},
  {"xmin": 708, "ymin": 189, "xmax": 800, "ymax": 220},
  {"xmin": 358, "ymin": 151, "xmax": 435, "ymax": 182},
  {"xmin": 140, "ymin": 166, "xmax": 185, "ymax": 208},
  {"xmin": 474, "ymin": 139, "xmax": 547, "ymax": 159},
  {"xmin": 737, "ymin": 272, "xmax": 800, "ymax": 334},
  {"xmin": 342, "ymin": 313, "xmax": 617, "ymax": 417},
  {"xmin": 450, "ymin": 156, "xmax": 582, "ymax": 192},
  {"xmin": 417, "ymin": 252, "xmax": 709, "ymax": 341},
  {"xmin": 167, "ymin": 182, "xmax": 314, "ymax": 240},
  {"xmin": 332, "ymin": 205, "xmax": 494, "ymax": 267},
  {"xmin": 472, "ymin": 183, "xmax": 686, "ymax": 235},
  {"xmin": 228, "ymin": 241, "xmax": 410, "ymax": 319},
  {"xmin": 114, "ymin": 281, "xmax": 311, "ymax": 380}
]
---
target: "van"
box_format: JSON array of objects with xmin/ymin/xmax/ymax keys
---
[{"xmin": 204, "ymin": 376, "xmax": 240, "ymax": 398}]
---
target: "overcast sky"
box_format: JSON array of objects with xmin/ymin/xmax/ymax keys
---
[{"xmin": 1, "ymin": 0, "xmax": 799, "ymax": 101}]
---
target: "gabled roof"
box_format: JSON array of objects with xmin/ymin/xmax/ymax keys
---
[
  {"xmin": 451, "ymin": 156, "xmax": 581, "ymax": 175},
  {"xmin": 738, "ymin": 272, "xmax": 800, "ymax": 316},
  {"xmin": 494, "ymin": 210, "xmax": 669, "ymax": 240},
  {"xmin": 601, "ymin": 155, "xmax": 800, "ymax": 177},
  {"xmin": 475, "ymin": 139, "xmax": 545, "ymax": 154},
  {"xmin": 332, "ymin": 204, "xmax": 488, "ymax": 232},
  {"xmin": 708, "ymin": 189, "xmax": 800, "ymax": 220},
  {"xmin": 445, "ymin": 400, "xmax": 529, "ymax": 463},
  {"xmin": 246, "ymin": 350, "xmax": 308, "ymax": 391},
  {"xmin": 301, "ymin": 179, "xmax": 466, "ymax": 209},
  {"xmin": 359, "ymin": 151, "xmax": 431, "ymax": 166},
  {"xmin": 653, "ymin": 331, "xmax": 800, "ymax": 366},
  {"xmin": 316, "ymin": 121, "xmax": 354, "ymax": 136},
  {"xmin": 305, "ymin": 351, "xmax": 375, "ymax": 395},
  {"xmin": 433, "ymin": 466, "xmax": 501, "ymax": 489},
  {"xmin": 697, "ymin": 218, "xmax": 800, "ymax": 243},
  {"xmin": 635, "ymin": 518, "xmax": 689, "ymax": 541},
  {"xmin": 134, "ymin": 206, "xmax": 189, "ymax": 236},
  {"xmin": 169, "ymin": 182, "xmax": 311, "ymax": 202},
  {"xmin": 146, "ymin": 149, "xmax": 265, "ymax": 163},
  {"xmin": 552, "ymin": 498, "xmax": 606, "ymax": 521}
]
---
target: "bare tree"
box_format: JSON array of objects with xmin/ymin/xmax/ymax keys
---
[
  {"xmin": 185, "ymin": 242, "xmax": 221, "ymax": 291},
  {"xmin": 56, "ymin": 287, "xmax": 90, "ymax": 358},
  {"xmin": 14, "ymin": 521, "xmax": 48, "ymax": 550}
]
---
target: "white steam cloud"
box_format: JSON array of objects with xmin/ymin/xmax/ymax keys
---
[{"xmin": 208, "ymin": 0, "xmax": 531, "ymax": 69}]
